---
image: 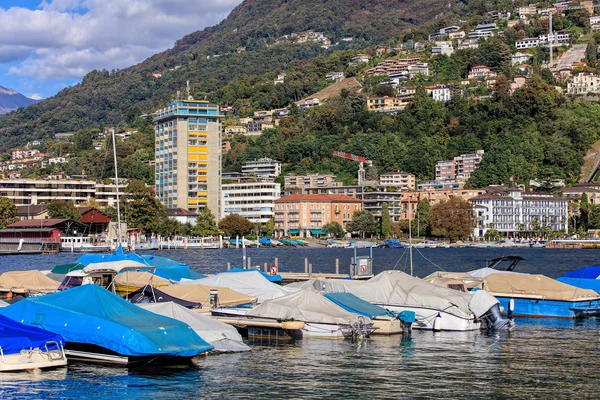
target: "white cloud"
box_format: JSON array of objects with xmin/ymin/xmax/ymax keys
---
[{"xmin": 1, "ymin": 0, "xmax": 243, "ymax": 80}]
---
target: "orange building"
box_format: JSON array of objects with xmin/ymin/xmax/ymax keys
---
[{"xmin": 274, "ymin": 194, "xmax": 362, "ymax": 237}]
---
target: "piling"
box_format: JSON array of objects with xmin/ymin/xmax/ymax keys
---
[
  {"xmin": 335, "ymin": 259, "xmax": 339, "ymax": 275},
  {"xmin": 264, "ymin": 263, "xmax": 268, "ymax": 273},
  {"xmin": 309, "ymin": 263, "xmax": 313, "ymax": 276},
  {"xmin": 304, "ymin": 258, "xmax": 308, "ymax": 273},
  {"xmin": 275, "ymin": 258, "xmax": 279, "ymax": 267},
  {"xmin": 227, "ymin": 262, "xmax": 231, "ymax": 271},
  {"xmin": 248, "ymin": 257, "xmax": 252, "ymax": 269}
]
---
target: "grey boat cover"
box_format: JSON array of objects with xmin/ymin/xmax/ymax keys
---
[
  {"xmin": 139, "ymin": 302, "xmax": 250, "ymax": 352},
  {"xmin": 246, "ymin": 289, "xmax": 364, "ymax": 325},
  {"xmin": 313, "ymin": 271, "xmax": 479, "ymax": 319},
  {"xmin": 184, "ymin": 271, "xmax": 294, "ymax": 303},
  {"xmin": 0, "ymin": 300, "xmax": 8, "ymax": 307}
]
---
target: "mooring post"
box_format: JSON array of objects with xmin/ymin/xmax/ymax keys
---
[
  {"xmin": 335, "ymin": 259, "xmax": 339, "ymax": 275},
  {"xmin": 304, "ymin": 258, "xmax": 308, "ymax": 274},
  {"xmin": 227, "ymin": 262, "xmax": 231, "ymax": 271}
]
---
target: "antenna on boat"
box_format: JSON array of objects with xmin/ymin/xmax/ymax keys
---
[{"xmin": 111, "ymin": 129, "xmax": 122, "ymax": 249}]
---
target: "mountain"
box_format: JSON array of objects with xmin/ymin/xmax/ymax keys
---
[
  {"xmin": 0, "ymin": 0, "xmax": 478, "ymax": 150},
  {"xmin": 0, "ymin": 86, "xmax": 39, "ymax": 116}
]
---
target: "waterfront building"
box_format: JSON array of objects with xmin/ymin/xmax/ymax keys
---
[
  {"xmin": 285, "ymin": 174, "xmax": 338, "ymax": 190},
  {"xmin": 222, "ymin": 180, "xmax": 281, "ymax": 224},
  {"xmin": 469, "ymin": 187, "xmax": 569, "ymax": 238},
  {"xmin": 154, "ymin": 99, "xmax": 223, "ymax": 216},
  {"xmin": 274, "ymin": 194, "xmax": 362, "ymax": 237},
  {"xmin": 242, "ymin": 158, "xmax": 281, "ymax": 177},
  {"xmin": 379, "ymin": 171, "xmax": 416, "ymax": 190}
]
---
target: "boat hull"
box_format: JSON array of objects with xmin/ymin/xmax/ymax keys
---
[
  {"xmin": 382, "ymin": 305, "xmax": 480, "ymax": 331},
  {"xmin": 495, "ymin": 296, "xmax": 600, "ymax": 319},
  {"xmin": 0, "ymin": 349, "xmax": 67, "ymax": 372}
]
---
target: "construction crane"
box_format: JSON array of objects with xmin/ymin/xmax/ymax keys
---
[
  {"xmin": 548, "ymin": 3, "xmax": 600, "ymax": 66},
  {"xmin": 332, "ymin": 151, "xmax": 373, "ymax": 186}
]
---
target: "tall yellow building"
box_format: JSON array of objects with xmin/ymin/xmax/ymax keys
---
[{"xmin": 154, "ymin": 100, "xmax": 223, "ymax": 217}]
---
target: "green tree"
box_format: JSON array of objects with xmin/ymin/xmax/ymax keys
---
[
  {"xmin": 72, "ymin": 130, "xmax": 93, "ymax": 152},
  {"xmin": 381, "ymin": 202, "xmax": 391, "ymax": 239},
  {"xmin": 191, "ymin": 208, "xmax": 220, "ymax": 237},
  {"xmin": 415, "ymin": 199, "xmax": 431, "ymax": 237},
  {"xmin": 346, "ymin": 210, "xmax": 378, "ymax": 238},
  {"xmin": 323, "ymin": 221, "xmax": 345, "ymax": 238},
  {"xmin": 218, "ymin": 214, "xmax": 254, "ymax": 237},
  {"xmin": 263, "ymin": 218, "xmax": 275, "ymax": 237},
  {"xmin": 47, "ymin": 200, "xmax": 81, "ymax": 220},
  {"xmin": 580, "ymin": 193, "xmax": 590, "ymax": 231},
  {"xmin": 429, "ymin": 197, "xmax": 474, "ymax": 242},
  {"xmin": 0, "ymin": 197, "xmax": 18, "ymax": 228},
  {"xmin": 123, "ymin": 179, "xmax": 167, "ymax": 234}
]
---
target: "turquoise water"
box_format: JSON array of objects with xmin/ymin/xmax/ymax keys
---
[{"xmin": 0, "ymin": 248, "xmax": 598, "ymax": 398}]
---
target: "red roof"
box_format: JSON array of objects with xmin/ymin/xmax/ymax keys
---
[
  {"xmin": 5, "ymin": 219, "xmax": 70, "ymax": 228},
  {"xmin": 275, "ymin": 194, "xmax": 362, "ymax": 203},
  {"xmin": 471, "ymin": 65, "xmax": 491, "ymax": 69}
]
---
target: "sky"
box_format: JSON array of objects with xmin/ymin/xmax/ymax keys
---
[{"xmin": 0, "ymin": 0, "xmax": 243, "ymax": 100}]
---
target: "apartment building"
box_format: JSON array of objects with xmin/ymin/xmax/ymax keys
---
[
  {"xmin": 242, "ymin": 158, "xmax": 281, "ymax": 177},
  {"xmin": 274, "ymin": 194, "xmax": 362, "ymax": 237},
  {"xmin": 435, "ymin": 151, "xmax": 485, "ymax": 181},
  {"xmin": 470, "ymin": 187, "xmax": 568, "ymax": 237},
  {"xmin": 285, "ymin": 174, "xmax": 337, "ymax": 189},
  {"xmin": 221, "ymin": 180, "xmax": 281, "ymax": 224},
  {"xmin": 567, "ymin": 73, "xmax": 600, "ymax": 95},
  {"xmin": 379, "ymin": 171, "xmax": 416, "ymax": 190},
  {"xmin": 154, "ymin": 99, "xmax": 223, "ymax": 216}
]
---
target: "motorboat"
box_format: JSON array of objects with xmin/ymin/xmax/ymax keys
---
[
  {"xmin": 60, "ymin": 236, "xmax": 112, "ymax": 253},
  {"xmin": 212, "ymin": 289, "xmax": 375, "ymax": 339},
  {"xmin": 300, "ymin": 271, "xmax": 509, "ymax": 331},
  {"xmin": 57, "ymin": 260, "xmax": 152, "ymax": 294},
  {"xmin": 161, "ymin": 236, "xmax": 220, "ymax": 250},
  {"xmin": 129, "ymin": 284, "xmax": 257, "ymax": 309},
  {"xmin": 0, "ymin": 285, "xmax": 213, "ymax": 365},
  {"xmin": 0, "ymin": 270, "xmax": 61, "ymax": 298},
  {"xmin": 0, "ymin": 314, "xmax": 67, "ymax": 372},
  {"xmin": 139, "ymin": 302, "xmax": 251, "ymax": 352}
]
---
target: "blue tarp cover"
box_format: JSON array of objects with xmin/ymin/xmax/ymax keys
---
[
  {"xmin": 222, "ymin": 267, "xmax": 282, "ymax": 283},
  {"xmin": 0, "ymin": 285, "xmax": 212, "ymax": 357},
  {"xmin": 324, "ymin": 292, "xmax": 391, "ymax": 318},
  {"xmin": 0, "ymin": 314, "xmax": 63, "ymax": 355},
  {"xmin": 557, "ymin": 277, "xmax": 600, "ymax": 293},
  {"xmin": 561, "ymin": 266, "xmax": 600, "ymax": 280}
]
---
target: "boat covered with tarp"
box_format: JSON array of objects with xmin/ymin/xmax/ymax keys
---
[
  {"xmin": 139, "ymin": 302, "xmax": 250, "ymax": 352},
  {"xmin": 0, "ymin": 314, "xmax": 67, "ymax": 371},
  {"xmin": 481, "ymin": 272, "xmax": 600, "ymax": 318},
  {"xmin": 222, "ymin": 267, "xmax": 282, "ymax": 283},
  {"xmin": 0, "ymin": 284, "xmax": 213, "ymax": 365},
  {"xmin": 222, "ymin": 289, "xmax": 374, "ymax": 338},
  {"xmin": 0, "ymin": 270, "xmax": 60, "ymax": 296},
  {"xmin": 128, "ymin": 286, "xmax": 202, "ymax": 308},
  {"xmin": 158, "ymin": 284, "xmax": 257, "ymax": 307},
  {"xmin": 557, "ymin": 266, "xmax": 600, "ymax": 293},
  {"xmin": 184, "ymin": 271, "xmax": 293, "ymax": 303},
  {"xmin": 114, "ymin": 272, "xmax": 171, "ymax": 294},
  {"xmin": 301, "ymin": 271, "xmax": 508, "ymax": 331}
]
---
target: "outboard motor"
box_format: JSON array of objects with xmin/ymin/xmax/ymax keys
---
[
  {"xmin": 398, "ymin": 310, "xmax": 415, "ymax": 335},
  {"xmin": 469, "ymin": 290, "xmax": 511, "ymax": 330}
]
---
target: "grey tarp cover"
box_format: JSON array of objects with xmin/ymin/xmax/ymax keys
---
[
  {"xmin": 246, "ymin": 289, "xmax": 364, "ymax": 325},
  {"xmin": 183, "ymin": 271, "xmax": 294, "ymax": 303},
  {"xmin": 139, "ymin": 302, "xmax": 250, "ymax": 352},
  {"xmin": 312, "ymin": 271, "xmax": 477, "ymax": 319}
]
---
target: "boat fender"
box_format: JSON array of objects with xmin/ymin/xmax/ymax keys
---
[
  {"xmin": 433, "ymin": 313, "xmax": 442, "ymax": 332},
  {"xmin": 508, "ymin": 298, "xmax": 515, "ymax": 314}
]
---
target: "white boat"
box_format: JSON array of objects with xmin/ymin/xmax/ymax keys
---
[
  {"xmin": 60, "ymin": 236, "xmax": 112, "ymax": 253},
  {"xmin": 303, "ymin": 271, "xmax": 508, "ymax": 332},
  {"xmin": 161, "ymin": 236, "xmax": 220, "ymax": 249}
]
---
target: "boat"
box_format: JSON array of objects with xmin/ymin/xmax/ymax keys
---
[
  {"xmin": 130, "ymin": 284, "xmax": 257, "ymax": 308},
  {"xmin": 60, "ymin": 236, "xmax": 112, "ymax": 253},
  {"xmin": 479, "ymin": 272, "xmax": 600, "ymax": 319},
  {"xmin": 183, "ymin": 270, "xmax": 294, "ymax": 303},
  {"xmin": 0, "ymin": 314, "xmax": 67, "ymax": 372},
  {"xmin": 161, "ymin": 236, "xmax": 220, "ymax": 249},
  {"xmin": 0, "ymin": 285, "xmax": 213, "ymax": 365},
  {"xmin": 213, "ymin": 289, "xmax": 375, "ymax": 339},
  {"xmin": 349, "ymin": 240, "xmax": 377, "ymax": 248},
  {"xmin": 304, "ymin": 271, "xmax": 509, "ymax": 331},
  {"xmin": 139, "ymin": 302, "xmax": 251, "ymax": 352},
  {"xmin": 323, "ymin": 292, "xmax": 415, "ymax": 335},
  {"xmin": 57, "ymin": 260, "xmax": 151, "ymax": 294},
  {"xmin": 0, "ymin": 270, "xmax": 61, "ymax": 298},
  {"xmin": 557, "ymin": 266, "xmax": 600, "ymax": 293},
  {"xmin": 223, "ymin": 267, "xmax": 282, "ymax": 283}
]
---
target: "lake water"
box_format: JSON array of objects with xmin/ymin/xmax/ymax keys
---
[{"xmin": 0, "ymin": 248, "xmax": 599, "ymax": 399}]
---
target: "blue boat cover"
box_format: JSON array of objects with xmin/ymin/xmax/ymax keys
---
[
  {"xmin": 0, "ymin": 285, "xmax": 212, "ymax": 357},
  {"xmin": 561, "ymin": 266, "xmax": 600, "ymax": 280},
  {"xmin": 324, "ymin": 292, "xmax": 391, "ymax": 318},
  {"xmin": 141, "ymin": 255, "xmax": 206, "ymax": 281},
  {"xmin": 0, "ymin": 314, "xmax": 63, "ymax": 355},
  {"xmin": 259, "ymin": 237, "xmax": 272, "ymax": 245},
  {"xmin": 223, "ymin": 267, "xmax": 282, "ymax": 283},
  {"xmin": 557, "ymin": 277, "xmax": 600, "ymax": 293}
]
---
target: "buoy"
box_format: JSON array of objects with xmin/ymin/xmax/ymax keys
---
[
  {"xmin": 433, "ymin": 313, "xmax": 442, "ymax": 331},
  {"xmin": 508, "ymin": 298, "xmax": 515, "ymax": 314}
]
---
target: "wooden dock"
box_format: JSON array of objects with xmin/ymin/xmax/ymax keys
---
[{"xmin": 279, "ymin": 272, "xmax": 373, "ymax": 283}]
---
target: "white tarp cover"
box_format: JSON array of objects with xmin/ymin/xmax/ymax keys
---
[
  {"xmin": 0, "ymin": 300, "xmax": 8, "ymax": 307},
  {"xmin": 246, "ymin": 289, "xmax": 363, "ymax": 325},
  {"xmin": 139, "ymin": 302, "xmax": 250, "ymax": 352},
  {"xmin": 483, "ymin": 272, "xmax": 600, "ymax": 301},
  {"xmin": 0, "ymin": 270, "xmax": 60, "ymax": 293},
  {"xmin": 317, "ymin": 271, "xmax": 476, "ymax": 319},
  {"xmin": 159, "ymin": 284, "xmax": 257, "ymax": 307},
  {"xmin": 184, "ymin": 271, "xmax": 294, "ymax": 303},
  {"xmin": 83, "ymin": 260, "xmax": 150, "ymax": 274},
  {"xmin": 468, "ymin": 289, "xmax": 499, "ymax": 318},
  {"xmin": 467, "ymin": 268, "xmax": 517, "ymax": 278}
]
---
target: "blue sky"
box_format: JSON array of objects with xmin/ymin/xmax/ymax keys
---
[{"xmin": 0, "ymin": 0, "xmax": 242, "ymax": 100}]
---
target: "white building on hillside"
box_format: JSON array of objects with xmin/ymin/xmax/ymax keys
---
[
  {"xmin": 242, "ymin": 158, "xmax": 282, "ymax": 177},
  {"xmin": 221, "ymin": 181, "xmax": 281, "ymax": 224},
  {"xmin": 470, "ymin": 187, "xmax": 568, "ymax": 238},
  {"xmin": 567, "ymin": 73, "xmax": 600, "ymax": 95}
]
